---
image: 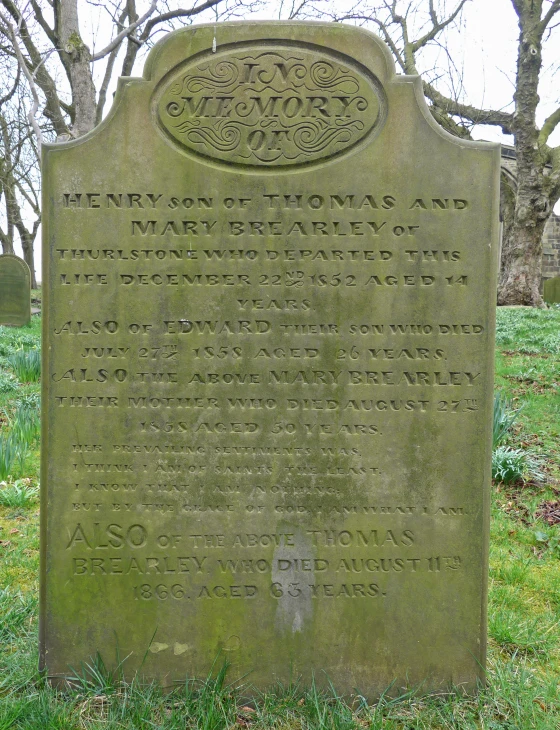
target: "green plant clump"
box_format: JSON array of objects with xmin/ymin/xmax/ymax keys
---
[
  {"xmin": 0, "ymin": 325, "xmax": 40, "ymax": 356},
  {"xmin": 493, "ymin": 391, "xmax": 521, "ymax": 448},
  {"xmin": 15, "ymin": 392, "xmax": 40, "ymax": 409},
  {"xmin": 0, "ymin": 479, "xmax": 39, "ymax": 508},
  {"xmin": 492, "ymin": 446, "xmax": 528, "ymax": 484},
  {"xmin": 8, "ymin": 349, "xmax": 41, "ymax": 383},
  {"xmin": 11, "ymin": 403, "xmax": 41, "ymax": 448},
  {"xmin": 0, "ymin": 435, "xmax": 17, "ymax": 480},
  {"xmin": 0, "ymin": 401, "xmax": 40, "ymax": 476},
  {"xmin": 0, "ymin": 373, "xmax": 18, "ymax": 394}
]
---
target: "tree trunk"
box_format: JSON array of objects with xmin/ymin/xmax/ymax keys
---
[
  {"xmin": 58, "ymin": 0, "xmax": 97, "ymax": 135},
  {"xmin": 497, "ymin": 0, "xmax": 550, "ymax": 307},
  {"xmin": 0, "ymin": 235, "xmax": 15, "ymax": 255},
  {"xmin": 121, "ymin": 0, "xmax": 139, "ymax": 77},
  {"xmin": 499, "ymin": 171, "xmax": 516, "ymax": 256},
  {"xmin": 497, "ymin": 213, "xmax": 546, "ymax": 306},
  {"xmin": 498, "ymin": 171, "xmax": 549, "ymax": 307},
  {"xmin": 20, "ymin": 231, "xmax": 37, "ymax": 288}
]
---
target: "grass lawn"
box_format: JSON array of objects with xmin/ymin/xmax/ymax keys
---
[{"xmin": 0, "ymin": 305, "xmax": 559, "ymax": 729}]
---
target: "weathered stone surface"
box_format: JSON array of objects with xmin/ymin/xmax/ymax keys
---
[
  {"xmin": 40, "ymin": 22, "xmax": 500, "ymax": 696},
  {"xmin": 0, "ymin": 254, "xmax": 31, "ymax": 327},
  {"xmin": 543, "ymin": 276, "xmax": 560, "ymax": 303}
]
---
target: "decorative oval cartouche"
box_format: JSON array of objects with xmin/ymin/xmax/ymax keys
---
[{"xmin": 155, "ymin": 44, "xmax": 386, "ymax": 168}]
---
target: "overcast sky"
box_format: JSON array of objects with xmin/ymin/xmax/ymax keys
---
[
  {"xmin": 85, "ymin": 0, "xmax": 559, "ymax": 148},
  {"xmin": 18, "ymin": 0, "xmax": 560, "ymax": 272},
  {"xmin": 430, "ymin": 0, "xmax": 559, "ymax": 148}
]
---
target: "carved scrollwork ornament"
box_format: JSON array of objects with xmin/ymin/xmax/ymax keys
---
[{"xmin": 154, "ymin": 44, "xmax": 387, "ymax": 169}]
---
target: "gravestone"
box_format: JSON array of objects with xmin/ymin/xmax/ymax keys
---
[
  {"xmin": 41, "ymin": 22, "xmax": 500, "ymax": 696},
  {"xmin": 0, "ymin": 254, "xmax": 31, "ymax": 327},
  {"xmin": 543, "ymin": 276, "xmax": 560, "ymax": 304}
]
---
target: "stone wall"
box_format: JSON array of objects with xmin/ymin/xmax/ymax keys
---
[
  {"xmin": 500, "ymin": 146, "xmax": 560, "ymax": 287},
  {"xmin": 543, "ymin": 213, "xmax": 560, "ymax": 284}
]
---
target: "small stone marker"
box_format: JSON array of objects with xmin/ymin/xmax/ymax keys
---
[
  {"xmin": 41, "ymin": 23, "xmax": 500, "ymax": 696},
  {"xmin": 0, "ymin": 254, "xmax": 31, "ymax": 327},
  {"xmin": 543, "ymin": 276, "xmax": 560, "ymax": 304}
]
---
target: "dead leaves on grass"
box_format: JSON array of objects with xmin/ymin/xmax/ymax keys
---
[
  {"xmin": 235, "ymin": 705, "xmax": 256, "ymax": 727},
  {"xmin": 535, "ymin": 500, "xmax": 560, "ymax": 526}
]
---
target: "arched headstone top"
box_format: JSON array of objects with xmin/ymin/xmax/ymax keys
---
[
  {"xmin": 0, "ymin": 254, "xmax": 31, "ymax": 327},
  {"xmin": 46, "ymin": 22, "xmax": 498, "ymax": 169},
  {"xmin": 144, "ymin": 22, "xmax": 397, "ymax": 87}
]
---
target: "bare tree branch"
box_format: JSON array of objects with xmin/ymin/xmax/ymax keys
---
[
  {"xmin": 15, "ymin": 176, "xmax": 40, "ymax": 215},
  {"xmin": 121, "ymin": 0, "xmax": 139, "ymax": 77},
  {"xmin": 336, "ymin": 12, "xmax": 407, "ymax": 70},
  {"xmin": 0, "ymin": 10, "xmax": 43, "ymax": 147},
  {"xmin": 411, "ymin": 0, "xmax": 468, "ymax": 53},
  {"xmin": 138, "ymin": 0, "xmax": 226, "ymax": 42},
  {"xmin": 0, "ymin": 61, "xmax": 19, "ymax": 105},
  {"xmin": 387, "ymin": 3, "xmax": 415, "ymax": 72},
  {"xmin": 96, "ymin": 40, "xmax": 122, "ymax": 123},
  {"xmin": 29, "ymin": 0, "xmax": 57, "ymax": 46},
  {"xmin": 97, "ymin": 5, "xmax": 128, "ymax": 122},
  {"xmin": 539, "ymin": 105, "xmax": 560, "ymax": 146},
  {"xmin": 91, "ymin": 0, "xmax": 157, "ymax": 60},
  {"xmin": 540, "ymin": 0, "xmax": 560, "ymax": 32},
  {"xmin": 0, "ymin": 0, "xmax": 69, "ymax": 135},
  {"xmin": 424, "ymin": 81, "xmax": 514, "ymax": 134}
]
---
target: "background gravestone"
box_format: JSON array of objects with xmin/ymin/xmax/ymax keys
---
[
  {"xmin": 0, "ymin": 254, "xmax": 31, "ymax": 327},
  {"xmin": 41, "ymin": 22, "xmax": 500, "ymax": 696},
  {"xmin": 543, "ymin": 276, "xmax": 560, "ymax": 304}
]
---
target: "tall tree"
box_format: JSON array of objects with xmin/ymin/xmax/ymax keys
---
[
  {"xmin": 319, "ymin": 0, "xmax": 560, "ymax": 307},
  {"xmin": 0, "ymin": 56, "xmax": 41, "ymax": 285},
  {"xmin": 0, "ymin": 0, "xmax": 253, "ymax": 283},
  {"xmin": 3, "ymin": 0, "xmax": 560, "ymax": 305},
  {"xmin": 496, "ymin": 0, "xmax": 560, "ymax": 306}
]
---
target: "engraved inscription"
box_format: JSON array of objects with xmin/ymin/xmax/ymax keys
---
[
  {"xmin": 42, "ymin": 22, "xmax": 498, "ymax": 695},
  {"xmin": 155, "ymin": 46, "xmax": 385, "ymax": 166}
]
